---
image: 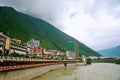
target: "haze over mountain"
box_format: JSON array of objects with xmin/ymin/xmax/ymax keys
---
[
  {"xmin": 0, "ymin": 6, "xmax": 101, "ymax": 56},
  {"xmin": 98, "ymin": 45, "xmax": 120, "ymax": 57}
]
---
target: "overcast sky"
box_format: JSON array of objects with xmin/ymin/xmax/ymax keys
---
[{"xmin": 0, "ymin": 0, "xmax": 120, "ymax": 50}]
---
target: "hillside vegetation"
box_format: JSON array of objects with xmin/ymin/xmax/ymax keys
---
[{"xmin": 0, "ymin": 6, "xmax": 101, "ymax": 56}]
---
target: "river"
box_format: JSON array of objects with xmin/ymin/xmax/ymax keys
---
[{"xmin": 32, "ymin": 63, "xmax": 120, "ymax": 80}]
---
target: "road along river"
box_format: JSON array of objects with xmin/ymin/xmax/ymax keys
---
[{"xmin": 32, "ymin": 63, "xmax": 120, "ymax": 80}]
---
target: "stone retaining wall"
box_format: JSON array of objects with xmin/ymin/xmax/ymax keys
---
[{"xmin": 0, "ymin": 64, "xmax": 76, "ymax": 80}]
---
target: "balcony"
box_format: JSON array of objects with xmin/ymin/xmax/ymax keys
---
[
  {"xmin": 0, "ymin": 38, "xmax": 4, "ymax": 41},
  {"xmin": 0, "ymin": 42, "xmax": 3, "ymax": 46},
  {"xmin": 11, "ymin": 45, "xmax": 27, "ymax": 52},
  {"xmin": 11, "ymin": 42, "xmax": 26, "ymax": 49}
]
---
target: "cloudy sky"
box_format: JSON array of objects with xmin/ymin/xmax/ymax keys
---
[{"xmin": 0, "ymin": 0, "xmax": 120, "ymax": 50}]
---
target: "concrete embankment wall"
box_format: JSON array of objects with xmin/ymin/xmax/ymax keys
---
[{"xmin": 0, "ymin": 64, "xmax": 76, "ymax": 80}]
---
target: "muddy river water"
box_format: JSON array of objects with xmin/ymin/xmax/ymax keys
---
[{"xmin": 32, "ymin": 63, "xmax": 120, "ymax": 80}]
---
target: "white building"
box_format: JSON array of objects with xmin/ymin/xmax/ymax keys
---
[
  {"xmin": 81, "ymin": 55, "xmax": 86, "ymax": 62},
  {"xmin": 27, "ymin": 38, "xmax": 40, "ymax": 47},
  {"xmin": 66, "ymin": 51, "xmax": 76, "ymax": 60}
]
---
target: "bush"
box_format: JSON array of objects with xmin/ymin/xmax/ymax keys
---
[
  {"xmin": 86, "ymin": 58, "xmax": 91, "ymax": 65},
  {"xmin": 115, "ymin": 59, "xmax": 120, "ymax": 64},
  {"xmin": 9, "ymin": 53, "xmax": 19, "ymax": 57}
]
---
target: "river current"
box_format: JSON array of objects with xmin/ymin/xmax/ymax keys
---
[{"xmin": 32, "ymin": 63, "xmax": 120, "ymax": 80}]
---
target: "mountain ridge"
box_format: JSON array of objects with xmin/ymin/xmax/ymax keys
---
[
  {"xmin": 98, "ymin": 45, "xmax": 120, "ymax": 57},
  {"xmin": 0, "ymin": 6, "xmax": 101, "ymax": 56}
]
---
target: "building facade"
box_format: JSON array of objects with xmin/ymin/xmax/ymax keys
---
[
  {"xmin": 26, "ymin": 39, "xmax": 46, "ymax": 57},
  {"xmin": 0, "ymin": 33, "xmax": 63, "ymax": 59},
  {"xmin": 66, "ymin": 51, "xmax": 76, "ymax": 60},
  {"xmin": 0, "ymin": 32, "xmax": 27, "ymax": 55},
  {"xmin": 9, "ymin": 39, "xmax": 27, "ymax": 55},
  {"xmin": 0, "ymin": 32, "xmax": 6, "ymax": 54}
]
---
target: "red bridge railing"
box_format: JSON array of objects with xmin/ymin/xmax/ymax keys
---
[{"xmin": 0, "ymin": 56, "xmax": 78, "ymax": 71}]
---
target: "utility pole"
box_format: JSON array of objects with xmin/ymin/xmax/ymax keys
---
[{"xmin": 75, "ymin": 40, "xmax": 80, "ymax": 59}]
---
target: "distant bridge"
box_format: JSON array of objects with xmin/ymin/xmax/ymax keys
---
[
  {"xmin": 92, "ymin": 59, "xmax": 115, "ymax": 63},
  {"xmin": 0, "ymin": 56, "xmax": 78, "ymax": 71}
]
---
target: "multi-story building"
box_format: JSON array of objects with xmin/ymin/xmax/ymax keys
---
[
  {"xmin": 0, "ymin": 32, "xmax": 28, "ymax": 55},
  {"xmin": 47, "ymin": 50, "xmax": 65, "ymax": 60},
  {"xmin": 9, "ymin": 39, "xmax": 27, "ymax": 55},
  {"xmin": 26, "ymin": 46, "xmax": 46, "ymax": 58},
  {"xmin": 32, "ymin": 47, "xmax": 46, "ymax": 57},
  {"xmin": 0, "ymin": 32, "xmax": 6, "ymax": 54},
  {"xmin": 66, "ymin": 51, "xmax": 76, "ymax": 60},
  {"xmin": 26, "ymin": 39, "xmax": 47, "ymax": 57},
  {"xmin": 0, "ymin": 33, "xmax": 47, "ymax": 57}
]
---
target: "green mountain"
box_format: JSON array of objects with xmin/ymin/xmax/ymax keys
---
[
  {"xmin": 98, "ymin": 46, "xmax": 120, "ymax": 57},
  {"xmin": 0, "ymin": 6, "xmax": 101, "ymax": 56}
]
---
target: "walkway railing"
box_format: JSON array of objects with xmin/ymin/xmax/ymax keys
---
[
  {"xmin": 0, "ymin": 56, "xmax": 41, "ymax": 61},
  {"xmin": 0, "ymin": 56, "xmax": 78, "ymax": 61},
  {"xmin": 0, "ymin": 56, "xmax": 79, "ymax": 71}
]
